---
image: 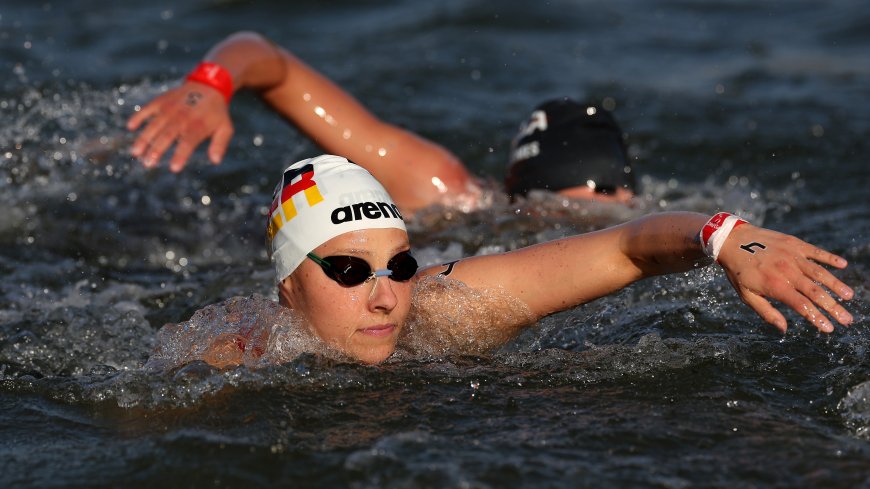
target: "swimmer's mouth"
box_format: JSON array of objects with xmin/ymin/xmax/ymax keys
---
[{"xmin": 358, "ymin": 324, "xmax": 396, "ymax": 337}]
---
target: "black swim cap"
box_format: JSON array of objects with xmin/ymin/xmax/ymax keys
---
[{"xmin": 505, "ymin": 98, "xmax": 636, "ymax": 197}]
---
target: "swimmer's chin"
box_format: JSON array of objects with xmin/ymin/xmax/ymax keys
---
[
  {"xmin": 345, "ymin": 340, "xmax": 398, "ymax": 365},
  {"xmin": 339, "ymin": 324, "xmax": 402, "ymax": 364}
]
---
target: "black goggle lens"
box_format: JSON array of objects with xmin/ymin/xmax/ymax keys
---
[{"xmin": 386, "ymin": 251, "xmax": 419, "ymax": 281}]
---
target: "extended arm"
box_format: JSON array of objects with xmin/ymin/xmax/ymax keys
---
[
  {"xmin": 127, "ymin": 31, "xmax": 478, "ymax": 213},
  {"xmin": 421, "ymin": 211, "xmax": 853, "ymax": 332}
]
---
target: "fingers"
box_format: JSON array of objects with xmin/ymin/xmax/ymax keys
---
[
  {"xmin": 168, "ymin": 123, "xmax": 218, "ymax": 172},
  {"xmin": 169, "ymin": 139, "xmax": 198, "ymax": 173},
  {"xmin": 795, "ymin": 277, "xmax": 854, "ymax": 327},
  {"xmin": 773, "ymin": 286, "xmax": 839, "ymax": 333},
  {"xmin": 208, "ymin": 123, "xmax": 234, "ymax": 165},
  {"xmin": 757, "ymin": 270, "xmax": 849, "ymax": 333},
  {"xmin": 130, "ymin": 109, "xmax": 175, "ymax": 166},
  {"xmin": 802, "ymin": 242, "xmax": 849, "ymax": 270},
  {"xmin": 126, "ymin": 108, "xmax": 147, "ymax": 132},
  {"xmin": 140, "ymin": 121, "xmax": 181, "ymax": 169},
  {"xmin": 126, "ymin": 98, "xmax": 163, "ymax": 131},
  {"xmin": 740, "ymin": 290, "xmax": 787, "ymax": 332},
  {"xmin": 797, "ymin": 257, "xmax": 854, "ymax": 301},
  {"xmin": 739, "ymin": 277, "xmax": 851, "ymax": 334},
  {"xmin": 791, "ymin": 243, "xmax": 854, "ymax": 328}
]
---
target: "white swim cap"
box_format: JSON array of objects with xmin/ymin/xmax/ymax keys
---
[{"xmin": 266, "ymin": 154, "xmax": 407, "ymax": 283}]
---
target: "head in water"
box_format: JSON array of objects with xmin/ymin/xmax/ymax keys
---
[
  {"xmin": 505, "ymin": 97, "xmax": 636, "ymax": 203},
  {"xmin": 267, "ymin": 155, "xmax": 417, "ymax": 364}
]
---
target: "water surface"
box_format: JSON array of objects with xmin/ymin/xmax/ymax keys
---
[{"xmin": 1, "ymin": 1, "xmax": 868, "ymax": 487}]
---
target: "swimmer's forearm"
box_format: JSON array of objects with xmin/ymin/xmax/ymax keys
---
[
  {"xmin": 619, "ymin": 211, "xmax": 710, "ymax": 278},
  {"xmin": 537, "ymin": 212, "xmax": 711, "ymax": 310},
  {"xmin": 203, "ymin": 31, "xmax": 288, "ymax": 93},
  {"xmin": 431, "ymin": 212, "xmax": 711, "ymax": 319}
]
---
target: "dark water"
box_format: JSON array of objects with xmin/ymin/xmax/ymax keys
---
[{"xmin": 1, "ymin": 1, "xmax": 868, "ymax": 487}]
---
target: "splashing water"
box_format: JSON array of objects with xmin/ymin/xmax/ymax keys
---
[{"xmin": 1, "ymin": 1, "xmax": 868, "ymax": 487}]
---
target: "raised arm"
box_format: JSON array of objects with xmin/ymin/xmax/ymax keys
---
[
  {"xmin": 128, "ymin": 32, "xmax": 285, "ymax": 171},
  {"xmin": 127, "ymin": 31, "xmax": 478, "ymax": 213},
  {"xmin": 421, "ymin": 211, "xmax": 853, "ymax": 332}
]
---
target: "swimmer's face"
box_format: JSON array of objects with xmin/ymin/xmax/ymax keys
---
[{"xmin": 277, "ymin": 228, "xmax": 414, "ymax": 364}]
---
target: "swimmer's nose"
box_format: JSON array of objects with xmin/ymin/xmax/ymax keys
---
[{"xmin": 367, "ymin": 274, "xmax": 398, "ymax": 313}]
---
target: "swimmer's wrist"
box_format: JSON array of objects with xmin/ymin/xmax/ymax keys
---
[
  {"xmin": 699, "ymin": 212, "xmax": 749, "ymax": 262},
  {"xmin": 185, "ymin": 62, "xmax": 234, "ymax": 104}
]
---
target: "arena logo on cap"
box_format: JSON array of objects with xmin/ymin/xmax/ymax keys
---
[
  {"xmin": 266, "ymin": 163, "xmax": 324, "ymax": 242},
  {"xmin": 330, "ymin": 200, "xmax": 403, "ymax": 224}
]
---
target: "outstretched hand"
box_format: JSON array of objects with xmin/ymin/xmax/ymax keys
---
[
  {"xmin": 716, "ymin": 224, "xmax": 854, "ymax": 333},
  {"xmin": 127, "ymin": 82, "xmax": 234, "ymax": 172}
]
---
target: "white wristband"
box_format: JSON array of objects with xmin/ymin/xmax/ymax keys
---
[{"xmin": 700, "ymin": 212, "xmax": 748, "ymax": 261}]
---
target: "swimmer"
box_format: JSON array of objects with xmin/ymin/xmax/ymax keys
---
[
  {"xmin": 127, "ymin": 31, "xmax": 635, "ymax": 214},
  {"xmin": 190, "ymin": 154, "xmax": 854, "ymax": 366},
  {"xmin": 505, "ymin": 97, "xmax": 635, "ymax": 203}
]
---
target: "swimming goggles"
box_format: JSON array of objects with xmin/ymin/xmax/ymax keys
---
[{"xmin": 306, "ymin": 250, "xmax": 418, "ymax": 287}]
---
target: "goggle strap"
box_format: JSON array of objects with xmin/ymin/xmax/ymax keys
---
[{"xmin": 306, "ymin": 252, "xmax": 329, "ymax": 268}]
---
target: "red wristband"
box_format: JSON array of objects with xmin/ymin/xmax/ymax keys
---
[
  {"xmin": 185, "ymin": 62, "xmax": 233, "ymax": 104},
  {"xmin": 700, "ymin": 212, "xmax": 749, "ymax": 261}
]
